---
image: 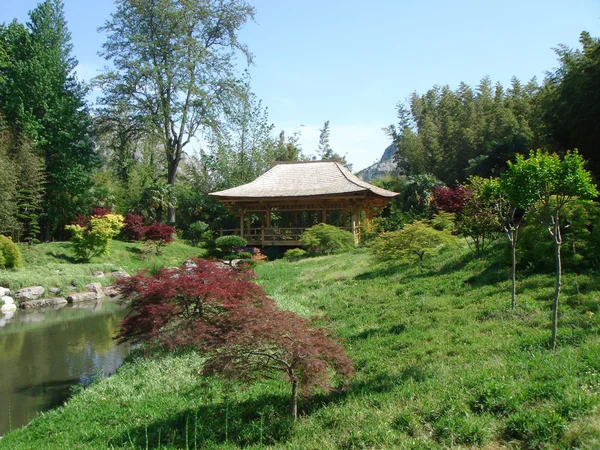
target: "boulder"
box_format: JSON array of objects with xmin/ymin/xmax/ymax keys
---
[
  {"xmin": 1, "ymin": 296, "xmax": 17, "ymax": 313},
  {"xmin": 91, "ymin": 271, "xmax": 104, "ymax": 278},
  {"xmin": 0, "ymin": 287, "xmax": 10, "ymax": 297},
  {"xmin": 103, "ymin": 285, "xmax": 121, "ymax": 298},
  {"xmin": 49, "ymin": 287, "xmax": 62, "ymax": 295},
  {"xmin": 21, "ymin": 298, "xmax": 68, "ymax": 309},
  {"xmin": 15, "ymin": 286, "xmax": 45, "ymax": 301},
  {"xmin": 108, "ymin": 269, "xmax": 130, "ymax": 279},
  {"xmin": 84, "ymin": 282, "xmax": 105, "ymax": 299},
  {"xmin": 67, "ymin": 292, "xmax": 98, "ymax": 303}
]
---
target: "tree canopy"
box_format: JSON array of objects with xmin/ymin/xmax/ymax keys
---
[{"xmin": 96, "ymin": 0, "xmax": 255, "ymax": 223}]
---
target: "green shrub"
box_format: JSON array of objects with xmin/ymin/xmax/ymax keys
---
[
  {"xmin": 237, "ymin": 251, "xmax": 252, "ymax": 260},
  {"xmin": 372, "ymin": 221, "xmax": 460, "ymax": 262},
  {"xmin": 429, "ymin": 211, "xmax": 456, "ymax": 232},
  {"xmin": 213, "ymin": 235, "xmax": 248, "ymax": 265},
  {"xmin": 284, "ymin": 248, "xmax": 307, "ymax": 260},
  {"xmin": 215, "ymin": 235, "xmax": 247, "ymax": 252},
  {"xmin": 301, "ymin": 223, "xmax": 355, "ymax": 254},
  {"xmin": 188, "ymin": 220, "xmax": 211, "ymax": 243},
  {"xmin": 0, "ymin": 234, "xmax": 23, "ymax": 268},
  {"xmin": 65, "ymin": 214, "xmax": 124, "ymax": 263}
]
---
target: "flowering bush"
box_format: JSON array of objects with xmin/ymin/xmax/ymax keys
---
[{"xmin": 66, "ymin": 214, "xmax": 124, "ymax": 262}]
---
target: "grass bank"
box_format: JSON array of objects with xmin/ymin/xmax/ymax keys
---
[
  {"xmin": 1, "ymin": 245, "xmax": 599, "ymax": 448},
  {"xmin": 0, "ymin": 240, "xmax": 208, "ymax": 296}
]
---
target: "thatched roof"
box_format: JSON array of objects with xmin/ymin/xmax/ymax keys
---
[{"xmin": 210, "ymin": 161, "xmax": 398, "ymax": 200}]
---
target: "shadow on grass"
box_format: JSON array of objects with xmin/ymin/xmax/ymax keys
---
[
  {"xmin": 125, "ymin": 245, "xmax": 143, "ymax": 255},
  {"xmin": 350, "ymin": 367, "xmax": 429, "ymax": 396},
  {"xmin": 353, "ymin": 263, "xmax": 403, "ymax": 280},
  {"xmin": 116, "ymin": 393, "xmax": 296, "ymax": 448},
  {"xmin": 115, "ymin": 359, "xmax": 432, "ymax": 448},
  {"xmin": 45, "ymin": 251, "xmax": 77, "ymax": 264},
  {"xmin": 349, "ymin": 323, "xmax": 407, "ymax": 341}
]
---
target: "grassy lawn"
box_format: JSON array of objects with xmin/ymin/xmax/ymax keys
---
[
  {"xmin": 0, "ymin": 240, "xmax": 209, "ymax": 295},
  {"xmin": 1, "ymin": 244, "xmax": 599, "ymax": 448}
]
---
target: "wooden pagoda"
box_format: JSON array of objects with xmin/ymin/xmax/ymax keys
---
[{"xmin": 209, "ymin": 161, "xmax": 398, "ymax": 246}]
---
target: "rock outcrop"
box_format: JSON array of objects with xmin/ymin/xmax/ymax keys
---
[
  {"xmin": 15, "ymin": 286, "xmax": 45, "ymax": 301},
  {"xmin": 67, "ymin": 292, "xmax": 98, "ymax": 303},
  {"xmin": 21, "ymin": 298, "xmax": 68, "ymax": 309},
  {"xmin": 84, "ymin": 283, "xmax": 105, "ymax": 299},
  {"xmin": 356, "ymin": 143, "xmax": 399, "ymax": 182}
]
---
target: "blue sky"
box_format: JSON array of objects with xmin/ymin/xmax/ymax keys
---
[{"xmin": 2, "ymin": 0, "xmax": 600, "ymax": 171}]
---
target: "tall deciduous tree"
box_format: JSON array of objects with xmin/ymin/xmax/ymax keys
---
[
  {"xmin": 317, "ymin": 120, "xmax": 333, "ymax": 159},
  {"xmin": 204, "ymin": 84, "xmax": 276, "ymax": 189},
  {"xmin": 97, "ymin": 0, "xmax": 255, "ymax": 223},
  {"xmin": 505, "ymin": 150, "xmax": 597, "ymax": 350}
]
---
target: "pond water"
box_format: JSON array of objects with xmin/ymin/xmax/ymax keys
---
[{"xmin": 0, "ymin": 301, "xmax": 131, "ymax": 436}]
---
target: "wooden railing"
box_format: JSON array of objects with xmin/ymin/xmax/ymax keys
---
[
  {"xmin": 220, "ymin": 226, "xmax": 355, "ymax": 246},
  {"xmin": 220, "ymin": 227, "xmax": 305, "ymax": 246}
]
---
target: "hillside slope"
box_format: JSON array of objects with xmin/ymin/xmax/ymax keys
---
[{"xmin": 2, "ymin": 246, "xmax": 599, "ymax": 449}]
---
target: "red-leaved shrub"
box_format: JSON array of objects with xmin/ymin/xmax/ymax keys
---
[
  {"xmin": 124, "ymin": 213, "xmax": 146, "ymax": 241},
  {"xmin": 92, "ymin": 207, "xmax": 112, "ymax": 217},
  {"xmin": 143, "ymin": 222, "xmax": 175, "ymax": 254},
  {"xmin": 116, "ymin": 259, "xmax": 354, "ymax": 418},
  {"xmin": 72, "ymin": 214, "xmax": 90, "ymax": 228},
  {"xmin": 432, "ymin": 185, "xmax": 472, "ymax": 213}
]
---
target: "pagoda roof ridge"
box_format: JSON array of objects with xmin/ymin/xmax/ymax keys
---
[{"xmin": 210, "ymin": 161, "xmax": 398, "ymax": 200}]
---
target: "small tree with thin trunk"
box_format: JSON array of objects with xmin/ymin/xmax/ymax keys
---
[
  {"xmin": 203, "ymin": 304, "xmax": 354, "ymax": 420},
  {"xmin": 116, "ymin": 259, "xmax": 354, "ymax": 418},
  {"xmin": 504, "ymin": 150, "xmax": 597, "ymax": 350},
  {"xmin": 481, "ymin": 177, "xmax": 530, "ymax": 311}
]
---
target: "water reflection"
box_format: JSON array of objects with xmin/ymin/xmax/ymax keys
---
[{"xmin": 0, "ymin": 301, "xmax": 130, "ymax": 435}]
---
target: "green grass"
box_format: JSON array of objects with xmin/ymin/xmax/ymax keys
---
[
  {"xmin": 1, "ymin": 244, "xmax": 599, "ymax": 448},
  {"xmin": 0, "ymin": 239, "xmax": 208, "ymax": 296}
]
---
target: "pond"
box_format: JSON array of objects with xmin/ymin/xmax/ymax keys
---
[{"xmin": 0, "ymin": 301, "xmax": 131, "ymax": 436}]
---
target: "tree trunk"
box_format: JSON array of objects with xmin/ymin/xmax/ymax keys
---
[
  {"xmin": 511, "ymin": 230, "xmax": 517, "ymax": 311},
  {"xmin": 291, "ymin": 379, "xmax": 298, "ymax": 420},
  {"xmin": 551, "ymin": 219, "xmax": 562, "ymax": 351},
  {"xmin": 43, "ymin": 220, "xmax": 51, "ymax": 242},
  {"xmin": 166, "ymin": 143, "xmax": 181, "ymax": 224}
]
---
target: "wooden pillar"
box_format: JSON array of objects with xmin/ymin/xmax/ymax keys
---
[
  {"xmin": 240, "ymin": 209, "xmax": 244, "ymax": 237},
  {"xmin": 351, "ymin": 205, "xmax": 360, "ymax": 243},
  {"xmin": 322, "ymin": 206, "xmax": 327, "ymax": 224},
  {"xmin": 343, "ymin": 209, "xmax": 347, "ymax": 230},
  {"xmin": 266, "ymin": 208, "xmax": 271, "ymax": 228}
]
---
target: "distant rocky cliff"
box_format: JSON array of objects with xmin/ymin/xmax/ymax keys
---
[{"xmin": 357, "ymin": 143, "xmax": 397, "ymax": 182}]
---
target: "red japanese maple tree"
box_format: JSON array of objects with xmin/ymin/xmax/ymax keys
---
[
  {"xmin": 116, "ymin": 259, "xmax": 354, "ymax": 418},
  {"xmin": 142, "ymin": 222, "xmax": 176, "ymax": 254},
  {"xmin": 123, "ymin": 213, "xmax": 146, "ymax": 241},
  {"xmin": 432, "ymin": 185, "xmax": 472, "ymax": 213}
]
